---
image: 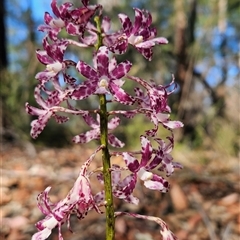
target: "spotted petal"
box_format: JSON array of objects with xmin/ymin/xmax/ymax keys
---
[
  {"xmin": 123, "ymin": 152, "xmax": 140, "ymax": 172},
  {"xmin": 143, "ymin": 174, "xmax": 169, "ymax": 192},
  {"xmin": 139, "ymin": 136, "xmax": 152, "ymax": 168}
]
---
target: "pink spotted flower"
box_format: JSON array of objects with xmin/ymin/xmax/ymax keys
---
[
  {"xmin": 128, "ymin": 75, "xmax": 183, "ymax": 136},
  {"xmin": 26, "ymin": 83, "xmax": 86, "ymax": 139},
  {"xmin": 79, "ymin": 16, "xmax": 113, "ymax": 46},
  {"xmin": 38, "ymin": 0, "xmax": 72, "ymax": 40},
  {"xmin": 109, "ymin": 8, "xmax": 168, "ymax": 60},
  {"xmin": 38, "ymin": 0, "xmax": 101, "ymax": 40},
  {"xmin": 72, "ymin": 113, "xmax": 124, "ymax": 148},
  {"xmin": 31, "ymin": 147, "xmax": 103, "ymax": 240},
  {"xmin": 122, "ymin": 136, "xmax": 170, "ymax": 193},
  {"xmin": 97, "ymin": 164, "xmax": 139, "ymax": 205},
  {"xmin": 153, "ymin": 136, "xmax": 183, "ymax": 177},
  {"xmin": 72, "ymin": 46, "xmax": 134, "ymax": 105},
  {"xmin": 26, "ymin": 85, "xmax": 68, "ymax": 139},
  {"xmin": 35, "ymin": 37, "xmax": 71, "ymax": 85}
]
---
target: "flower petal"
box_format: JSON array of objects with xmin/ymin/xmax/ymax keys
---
[
  {"xmin": 109, "ymin": 82, "xmax": 134, "ymax": 105},
  {"xmin": 31, "ymin": 227, "xmax": 52, "ymax": 240},
  {"xmin": 144, "ymin": 175, "xmax": 169, "ymax": 192},
  {"xmin": 108, "ymin": 133, "xmax": 125, "ymax": 148},
  {"xmin": 72, "ymin": 129, "xmax": 100, "ymax": 143},
  {"xmin": 30, "ymin": 111, "xmax": 53, "ymax": 139},
  {"xmin": 110, "ymin": 60, "xmax": 132, "ymax": 80},
  {"xmin": 108, "ymin": 117, "xmax": 120, "ymax": 130},
  {"xmin": 96, "ymin": 46, "xmax": 110, "ymax": 76},
  {"xmin": 139, "ymin": 136, "xmax": 152, "ymax": 167},
  {"xmin": 118, "ymin": 13, "xmax": 133, "ymax": 36},
  {"xmin": 123, "ymin": 152, "xmax": 140, "ymax": 172},
  {"xmin": 76, "ymin": 61, "xmax": 98, "ymax": 81}
]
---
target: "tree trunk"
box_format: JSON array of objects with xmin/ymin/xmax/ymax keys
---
[
  {"xmin": 0, "ymin": 0, "xmax": 7, "ymax": 70},
  {"xmin": 174, "ymin": 0, "xmax": 198, "ymax": 141}
]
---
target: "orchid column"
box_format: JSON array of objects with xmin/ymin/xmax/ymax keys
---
[{"xmin": 26, "ymin": 1, "xmax": 183, "ymax": 240}]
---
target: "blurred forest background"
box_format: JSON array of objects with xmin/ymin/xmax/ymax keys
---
[
  {"xmin": 0, "ymin": 0, "xmax": 239, "ymax": 155},
  {"xmin": 1, "ymin": 1, "xmax": 240, "ymax": 239},
  {"xmin": 0, "ymin": 0, "xmax": 240, "ymax": 156}
]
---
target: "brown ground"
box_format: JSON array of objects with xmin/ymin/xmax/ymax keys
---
[{"xmin": 1, "ymin": 141, "xmax": 239, "ymax": 240}]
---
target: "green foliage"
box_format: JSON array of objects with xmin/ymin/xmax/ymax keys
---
[
  {"xmin": 1, "ymin": 70, "xmax": 31, "ymax": 138},
  {"xmin": 115, "ymin": 115, "xmax": 153, "ymax": 149},
  {"xmin": 214, "ymin": 119, "xmax": 238, "ymax": 156}
]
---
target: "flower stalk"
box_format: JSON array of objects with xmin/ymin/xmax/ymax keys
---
[
  {"xmin": 96, "ymin": 13, "xmax": 115, "ymax": 238},
  {"xmin": 94, "ymin": 15, "xmax": 103, "ymax": 50},
  {"xmin": 99, "ymin": 94, "xmax": 115, "ymax": 239}
]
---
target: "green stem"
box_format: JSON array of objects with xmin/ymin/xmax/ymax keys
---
[
  {"xmin": 94, "ymin": 16, "xmax": 103, "ymax": 50},
  {"xmin": 94, "ymin": 15, "xmax": 115, "ymax": 240},
  {"xmin": 99, "ymin": 94, "xmax": 115, "ymax": 240}
]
